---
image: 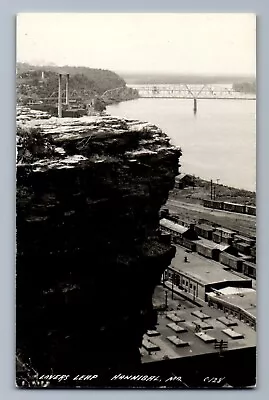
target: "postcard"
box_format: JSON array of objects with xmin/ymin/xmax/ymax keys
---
[{"xmin": 16, "ymin": 13, "xmax": 256, "ymax": 389}]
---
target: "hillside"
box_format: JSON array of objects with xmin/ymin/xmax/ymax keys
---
[
  {"xmin": 16, "ymin": 63, "xmax": 138, "ymax": 105},
  {"xmin": 233, "ymin": 81, "xmax": 256, "ymax": 94}
]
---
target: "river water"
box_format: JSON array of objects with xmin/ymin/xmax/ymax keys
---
[{"xmin": 107, "ymin": 97, "xmax": 256, "ymax": 192}]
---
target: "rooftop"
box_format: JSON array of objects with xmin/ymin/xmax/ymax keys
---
[
  {"xmin": 207, "ymin": 287, "xmax": 256, "ymax": 318},
  {"xmin": 194, "ymin": 237, "xmax": 230, "ymax": 251},
  {"xmin": 195, "ymin": 224, "xmax": 214, "ymax": 232},
  {"xmin": 140, "ymin": 304, "xmax": 256, "ymax": 363},
  {"xmin": 170, "ymin": 245, "xmax": 251, "ymax": 286},
  {"xmin": 160, "ymin": 218, "xmax": 188, "ymax": 235},
  {"xmin": 215, "ymin": 227, "xmax": 236, "ymax": 235}
]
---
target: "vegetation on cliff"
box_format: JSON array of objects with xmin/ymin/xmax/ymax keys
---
[
  {"xmin": 16, "ymin": 116, "xmax": 180, "ymax": 385},
  {"xmin": 16, "ymin": 62, "xmax": 139, "ymax": 106}
]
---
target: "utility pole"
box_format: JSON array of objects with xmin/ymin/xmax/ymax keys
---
[
  {"xmin": 165, "ymin": 290, "xmax": 168, "ymax": 310},
  {"xmin": 216, "ymin": 179, "xmax": 220, "ymax": 199},
  {"xmin": 210, "ymin": 180, "xmax": 213, "ymax": 200},
  {"xmin": 65, "ymin": 73, "xmax": 70, "ymax": 108},
  {"xmin": 171, "ymin": 273, "xmax": 174, "ymax": 300},
  {"xmin": 58, "ymin": 73, "xmax": 63, "ymax": 118},
  {"xmin": 193, "ymin": 286, "xmax": 196, "ymax": 303}
]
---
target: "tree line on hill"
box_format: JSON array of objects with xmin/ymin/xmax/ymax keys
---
[
  {"xmin": 16, "ymin": 63, "xmax": 138, "ymax": 106},
  {"xmin": 232, "ymin": 81, "xmax": 256, "ymax": 94}
]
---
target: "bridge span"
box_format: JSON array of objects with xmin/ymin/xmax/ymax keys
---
[{"xmin": 129, "ymin": 84, "xmax": 256, "ymax": 101}]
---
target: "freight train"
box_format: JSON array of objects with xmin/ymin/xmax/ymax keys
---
[{"xmin": 203, "ymin": 199, "xmax": 256, "ymax": 216}]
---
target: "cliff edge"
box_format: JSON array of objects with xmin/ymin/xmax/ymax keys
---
[{"xmin": 16, "ymin": 115, "xmax": 181, "ymax": 382}]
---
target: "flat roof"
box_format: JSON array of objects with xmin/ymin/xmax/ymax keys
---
[
  {"xmin": 195, "ymin": 238, "xmax": 230, "ymax": 251},
  {"xmin": 160, "ymin": 218, "xmax": 188, "ymax": 235},
  {"xmin": 207, "ymin": 287, "xmax": 256, "ymax": 318},
  {"xmin": 195, "ymin": 224, "xmax": 214, "ymax": 231},
  {"xmin": 224, "ymin": 202, "xmax": 245, "ymax": 207},
  {"xmin": 215, "ymin": 227, "xmax": 236, "ymax": 235},
  {"xmin": 170, "ymin": 245, "xmax": 251, "ymax": 286},
  {"xmin": 242, "ymin": 261, "xmax": 256, "ymax": 268},
  {"xmin": 140, "ymin": 304, "xmax": 256, "ymax": 363}
]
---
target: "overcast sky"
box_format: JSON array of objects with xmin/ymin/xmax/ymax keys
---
[{"xmin": 17, "ymin": 13, "xmax": 256, "ymax": 76}]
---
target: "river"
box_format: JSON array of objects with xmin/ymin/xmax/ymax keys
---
[{"xmin": 107, "ymin": 97, "xmax": 256, "ymax": 192}]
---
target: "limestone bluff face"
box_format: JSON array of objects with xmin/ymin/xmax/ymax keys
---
[{"xmin": 16, "ymin": 114, "xmax": 181, "ymax": 375}]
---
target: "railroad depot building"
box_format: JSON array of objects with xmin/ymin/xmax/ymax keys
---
[
  {"xmin": 164, "ymin": 246, "xmax": 252, "ymax": 302},
  {"xmin": 207, "ymin": 287, "xmax": 256, "ymax": 330}
]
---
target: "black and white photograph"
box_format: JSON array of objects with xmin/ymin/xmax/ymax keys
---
[{"xmin": 16, "ymin": 13, "xmax": 256, "ymax": 389}]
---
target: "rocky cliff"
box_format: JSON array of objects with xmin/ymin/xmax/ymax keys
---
[{"xmin": 16, "ymin": 115, "xmax": 181, "ymax": 383}]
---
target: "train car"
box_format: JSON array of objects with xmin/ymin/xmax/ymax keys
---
[
  {"xmin": 250, "ymin": 245, "xmax": 256, "ymax": 259},
  {"xmin": 213, "ymin": 227, "xmax": 235, "ymax": 245},
  {"xmin": 242, "ymin": 261, "xmax": 256, "ymax": 278},
  {"xmin": 194, "ymin": 224, "xmax": 215, "ymax": 240},
  {"xmin": 182, "ymin": 238, "xmax": 197, "ymax": 252},
  {"xmin": 233, "ymin": 235, "xmax": 256, "ymax": 247},
  {"xmin": 223, "ymin": 202, "xmax": 246, "ymax": 214},
  {"xmin": 219, "ymin": 252, "xmax": 243, "ymax": 272},
  {"xmin": 196, "ymin": 241, "xmax": 220, "ymax": 261},
  {"xmin": 234, "ymin": 242, "xmax": 251, "ymax": 255},
  {"xmin": 203, "ymin": 199, "xmax": 224, "ymax": 210},
  {"xmin": 245, "ymin": 205, "xmax": 256, "ymax": 216}
]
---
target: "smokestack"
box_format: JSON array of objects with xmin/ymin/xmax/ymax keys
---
[
  {"xmin": 58, "ymin": 73, "xmax": 62, "ymax": 118},
  {"xmin": 41, "ymin": 71, "xmax": 45, "ymax": 80},
  {"xmin": 65, "ymin": 73, "xmax": 70, "ymax": 107}
]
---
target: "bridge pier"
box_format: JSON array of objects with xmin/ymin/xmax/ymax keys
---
[{"xmin": 193, "ymin": 98, "xmax": 197, "ymax": 114}]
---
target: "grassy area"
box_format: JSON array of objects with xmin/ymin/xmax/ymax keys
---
[{"xmin": 170, "ymin": 176, "xmax": 256, "ymax": 206}]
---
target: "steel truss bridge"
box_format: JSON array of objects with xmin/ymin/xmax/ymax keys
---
[{"xmin": 130, "ymin": 84, "xmax": 256, "ymax": 100}]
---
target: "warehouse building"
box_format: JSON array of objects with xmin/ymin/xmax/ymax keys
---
[
  {"xmin": 160, "ymin": 218, "xmax": 198, "ymax": 242},
  {"xmin": 164, "ymin": 246, "xmax": 252, "ymax": 302}
]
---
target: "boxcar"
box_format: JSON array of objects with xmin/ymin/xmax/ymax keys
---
[
  {"xmin": 223, "ymin": 202, "xmax": 246, "ymax": 214},
  {"xmin": 250, "ymin": 246, "xmax": 256, "ymax": 258},
  {"xmin": 242, "ymin": 261, "xmax": 256, "ymax": 278},
  {"xmin": 219, "ymin": 252, "xmax": 243, "ymax": 272},
  {"xmin": 213, "ymin": 228, "xmax": 235, "ymax": 245},
  {"xmin": 194, "ymin": 224, "xmax": 214, "ymax": 240},
  {"xmin": 196, "ymin": 242, "xmax": 220, "ymax": 261},
  {"xmin": 245, "ymin": 205, "xmax": 256, "ymax": 216},
  {"xmin": 203, "ymin": 199, "xmax": 224, "ymax": 210},
  {"xmin": 235, "ymin": 242, "xmax": 251, "ymax": 255},
  {"xmin": 234, "ymin": 235, "xmax": 255, "ymax": 247},
  {"xmin": 182, "ymin": 238, "xmax": 197, "ymax": 252}
]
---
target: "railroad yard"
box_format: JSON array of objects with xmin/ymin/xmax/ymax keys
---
[{"xmin": 166, "ymin": 198, "xmax": 256, "ymax": 238}]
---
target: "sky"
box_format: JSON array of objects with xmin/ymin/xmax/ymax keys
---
[{"xmin": 16, "ymin": 13, "xmax": 256, "ymax": 76}]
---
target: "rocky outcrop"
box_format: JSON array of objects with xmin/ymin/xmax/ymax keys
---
[{"xmin": 16, "ymin": 115, "xmax": 181, "ymax": 380}]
